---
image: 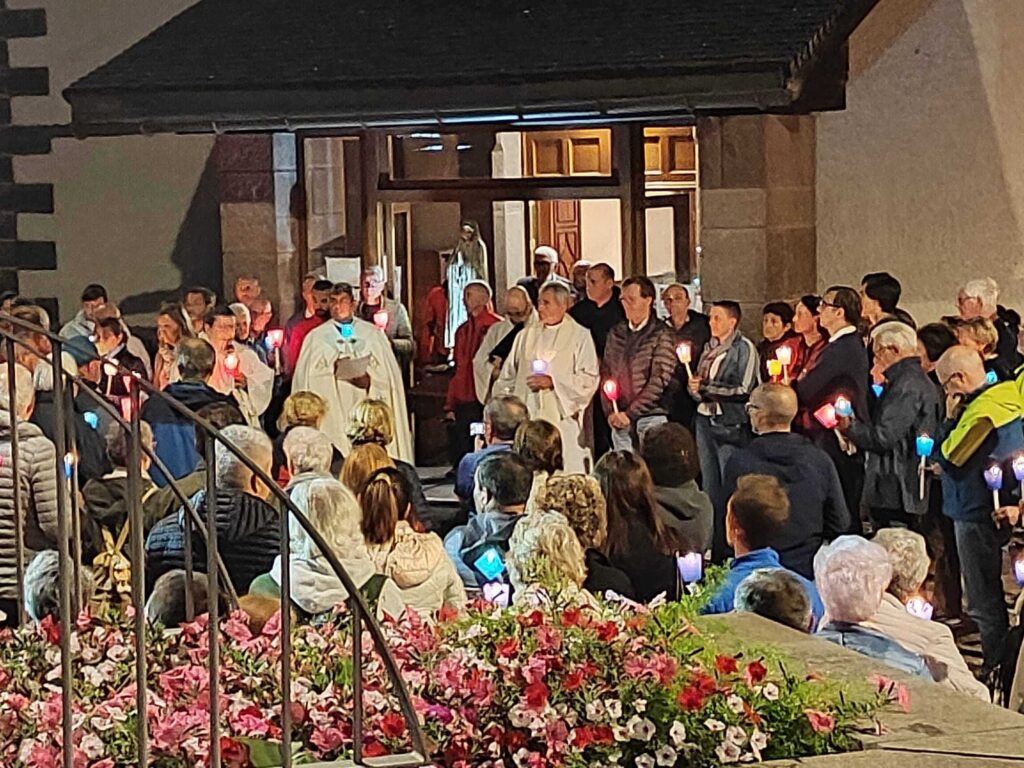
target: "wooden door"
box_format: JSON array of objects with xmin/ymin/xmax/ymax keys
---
[{"xmin": 536, "ymin": 200, "xmax": 581, "ymax": 278}]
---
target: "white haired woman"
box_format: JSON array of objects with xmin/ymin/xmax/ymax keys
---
[
  {"xmin": 864, "ymin": 529, "xmax": 989, "ymax": 700},
  {"xmin": 506, "ymin": 510, "xmax": 595, "ymax": 607},
  {"xmin": 814, "ymin": 536, "xmax": 933, "ymax": 680},
  {"xmin": 248, "ymin": 477, "xmax": 406, "ymax": 622}
]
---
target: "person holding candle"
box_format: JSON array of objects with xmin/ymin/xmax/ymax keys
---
[
  {"xmin": 836, "ymin": 322, "xmax": 941, "ymax": 531},
  {"xmin": 757, "ymin": 302, "xmax": 798, "ymax": 383},
  {"xmin": 444, "ymin": 282, "xmax": 503, "ymax": 469},
  {"xmin": 153, "ymin": 303, "xmax": 192, "ymax": 391},
  {"xmin": 495, "ymin": 282, "xmax": 599, "ymax": 473},
  {"xmin": 357, "ymin": 265, "xmax": 415, "ymax": 373},
  {"xmin": 293, "ymin": 283, "xmax": 414, "ymax": 463},
  {"xmin": 93, "ymin": 316, "xmax": 148, "ymax": 398},
  {"xmin": 200, "ymin": 305, "xmax": 274, "ymax": 427},
  {"xmin": 956, "ymin": 317, "xmax": 1016, "ymax": 383},
  {"xmin": 229, "ymin": 302, "xmax": 269, "ymax": 365},
  {"xmin": 701, "ymin": 474, "xmax": 823, "ymax": 622},
  {"xmin": 792, "ymin": 286, "xmax": 869, "ymax": 528},
  {"xmin": 719, "ymin": 384, "xmax": 849, "ymax": 577},
  {"xmin": 600, "ymin": 276, "xmax": 677, "ymax": 452},
  {"xmin": 865, "ymin": 529, "xmax": 990, "ymax": 700},
  {"xmin": 472, "ymin": 286, "xmax": 535, "ymax": 406},
  {"xmin": 933, "ymin": 345, "xmax": 1024, "ymax": 676},
  {"xmin": 688, "ymin": 301, "xmax": 760, "ymax": 507},
  {"xmin": 957, "ymin": 277, "xmax": 1021, "ymax": 372},
  {"xmin": 790, "ymin": 295, "xmax": 828, "ymax": 382},
  {"xmin": 661, "ymin": 283, "xmax": 710, "ymax": 430}
]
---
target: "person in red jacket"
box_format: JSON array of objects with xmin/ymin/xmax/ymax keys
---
[
  {"xmin": 282, "ymin": 279, "xmax": 332, "ymax": 377},
  {"xmin": 445, "ymin": 281, "xmax": 502, "ymax": 467},
  {"xmin": 417, "ymin": 283, "xmax": 449, "ymax": 368}
]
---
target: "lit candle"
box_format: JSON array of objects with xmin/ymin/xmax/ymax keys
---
[
  {"xmin": 531, "ymin": 359, "xmax": 549, "ymax": 376},
  {"xmin": 676, "ymin": 552, "xmax": 703, "ymax": 584},
  {"xmin": 916, "ymin": 434, "xmax": 935, "ymax": 500},
  {"xmin": 985, "ymin": 369, "xmax": 999, "ymax": 386},
  {"xmin": 63, "ymin": 452, "xmax": 74, "ymax": 481},
  {"xmin": 675, "ymin": 342, "xmax": 694, "ymax": 379},
  {"xmin": 373, "ymin": 310, "xmax": 389, "ymax": 331},
  {"xmin": 766, "ymin": 359, "xmax": 783, "ymax": 381},
  {"xmin": 602, "ymin": 379, "xmax": 620, "ymax": 413},
  {"xmin": 871, "ymin": 383, "xmax": 884, "ymax": 399},
  {"xmin": 83, "ymin": 411, "xmax": 99, "ymax": 430},
  {"xmin": 905, "ymin": 596, "xmax": 934, "ymax": 621},
  {"xmin": 984, "ymin": 464, "xmax": 1003, "ymax": 512},
  {"xmin": 265, "ymin": 328, "xmax": 285, "ymax": 375},
  {"xmin": 102, "ymin": 361, "xmax": 118, "ymax": 378},
  {"xmin": 1015, "ymin": 559, "xmax": 1024, "ymax": 587},
  {"xmin": 1013, "ymin": 453, "xmax": 1024, "ymax": 499},
  {"xmin": 775, "ymin": 345, "xmax": 793, "ymax": 384},
  {"xmin": 223, "ymin": 352, "xmax": 240, "ymax": 375},
  {"xmin": 834, "ymin": 396, "xmax": 853, "ymax": 419},
  {"xmin": 813, "ymin": 403, "xmax": 838, "ymax": 430},
  {"xmin": 121, "ymin": 375, "xmax": 133, "ymax": 393}
]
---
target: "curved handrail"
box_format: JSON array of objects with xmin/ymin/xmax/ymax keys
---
[{"xmin": 0, "ymin": 312, "xmax": 428, "ymax": 767}]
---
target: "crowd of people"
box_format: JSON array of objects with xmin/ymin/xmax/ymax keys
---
[{"xmin": 0, "ymin": 255, "xmax": 1023, "ymax": 708}]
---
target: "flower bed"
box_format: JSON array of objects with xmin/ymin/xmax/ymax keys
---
[{"xmin": 0, "ymin": 588, "xmax": 905, "ymax": 767}]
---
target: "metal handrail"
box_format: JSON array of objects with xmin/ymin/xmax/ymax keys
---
[{"xmin": 0, "ymin": 312, "xmax": 428, "ymax": 767}]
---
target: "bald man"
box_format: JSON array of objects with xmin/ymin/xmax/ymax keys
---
[
  {"xmin": 718, "ymin": 384, "xmax": 849, "ymax": 577},
  {"xmin": 473, "ymin": 287, "xmax": 535, "ymax": 405},
  {"xmin": 445, "ymin": 281, "xmax": 504, "ymax": 466},
  {"xmin": 934, "ymin": 345, "xmax": 1024, "ymax": 676}
]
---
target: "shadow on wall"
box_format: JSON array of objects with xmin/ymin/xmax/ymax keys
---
[{"xmin": 119, "ymin": 149, "xmax": 223, "ymax": 316}]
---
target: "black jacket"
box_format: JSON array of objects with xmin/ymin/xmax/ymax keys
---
[
  {"xmin": 31, "ymin": 389, "xmax": 109, "ymax": 485},
  {"xmin": 607, "ymin": 520, "xmax": 679, "ymax": 603},
  {"xmin": 144, "ymin": 487, "xmax": 280, "ymax": 595},
  {"xmin": 584, "ymin": 549, "xmax": 636, "ymax": 600},
  {"xmin": 668, "ymin": 312, "xmax": 711, "ymax": 426},
  {"xmin": 846, "ymin": 357, "xmax": 942, "ymax": 516},
  {"xmin": 720, "ymin": 432, "xmax": 850, "ymax": 579},
  {"xmin": 793, "ymin": 331, "xmax": 870, "ymax": 440},
  {"xmin": 569, "ymin": 288, "xmax": 626, "ymax": 358},
  {"xmin": 601, "ymin": 318, "xmax": 677, "ymax": 419}
]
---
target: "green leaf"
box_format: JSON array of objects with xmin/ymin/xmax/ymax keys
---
[{"xmin": 235, "ymin": 737, "xmax": 313, "ymax": 767}]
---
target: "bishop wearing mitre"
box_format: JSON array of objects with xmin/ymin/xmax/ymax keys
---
[
  {"xmin": 293, "ymin": 282, "xmax": 413, "ymax": 462},
  {"xmin": 495, "ymin": 281, "xmax": 599, "ymax": 472}
]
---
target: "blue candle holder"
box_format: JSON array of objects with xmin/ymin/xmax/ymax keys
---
[{"xmin": 916, "ymin": 434, "xmax": 934, "ymax": 458}]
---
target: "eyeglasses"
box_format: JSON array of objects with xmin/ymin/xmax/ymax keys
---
[
  {"xmin": 744, "ymin": 402, "xmax": 761, "ymax": 415},
  {"xmin": 819, "ymin": 301, "xmax": 839, "ymax": 310}
]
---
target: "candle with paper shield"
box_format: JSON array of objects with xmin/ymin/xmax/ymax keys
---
[
  {"xmin": 1015, "ymin": 558, "xmax": 1024, "ymax": 588},
  {"xmin": 984, "ymin": 464, "xmax": 1003, "ymax": 512},
  {"xmin": 916, "ymin": 434, "xmax": 934, "ymax": 499},
  {"xmin": 120, "ymin": 396, "xmax": 132, "ymax": 421},
  {"xmin": 602, "ymin": 379, "xmax": 620, "ymax": 413},
  {"xmin": 766, "ymin": 359, "xmax": 783, "ymax": 381},
  {"xmin": 63, "ymin": 452, "xmax": 74, "ymax": 481},
  {"xmin": 266, "ymin": 328, "xmax": 285, "ymax": 375},
  {"xmin": 677, "ymin": 552, "xmax": 703, "ymax": 584},
  {"xmin": 675, "ymin": 342, "xmax": 693, "ymax": 378},
  {"xmin": 834, "ymin": 396, "xmax": 853, "ymax": 419},
  {"xmin": 871, "ymin": 383, "xmax": 884, "ymax": 399},
  {"xmin": 531, "ymin": 359, "xmax": 549, "ymax": 376},
  {"xmin": 373, "ymin": 310, "xmax": 389, "ymax": 331},
  {"xmin": 1013, "ymin": 453, "xmax": 1024, "ymax": 499},
  {"xmin": 775, "ymin": 345, "xmax": 793, "ymax": 384},
  {"xmin": 223, "ymin": 352, "xmax": 240, "ymax": 380},
  {"xmin": 905, "ymin": 596, "xmax": 934, "ymax": 621}
]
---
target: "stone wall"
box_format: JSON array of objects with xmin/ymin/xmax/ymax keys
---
[{"xmin": 697, "ymin": 115, "xmax": 816, "ymax": 331}]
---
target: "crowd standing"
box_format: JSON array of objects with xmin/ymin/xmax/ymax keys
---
[{"xmin": 1, "ymin": 259, "xmax": 1024, "ymax": 709}]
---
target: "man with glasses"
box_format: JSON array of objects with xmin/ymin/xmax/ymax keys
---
[
  {"xmin": 836, "ymin": 322, "xmax": 941, "ymax": 531},
  {"xmin": 719, "ymin": 383, "xmax": 848, "ymax": 576},
  {"xmin": 933, "ymin": 345, "xmax": 1024, "ymax": 678},
  {"xmin": 793, "ymin": 286, "xmax": 869, "ymax": 528}
]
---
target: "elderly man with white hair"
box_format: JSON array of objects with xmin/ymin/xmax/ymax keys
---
[
  {"xmin": 496, "ymin": 282, "xmax": 599, "ymax": 472},
  {"xmin": 25, "ymin": 550, "xmax": 95, "ymax": 624},
  {"xmin": 473, "ymin": 286, "xmax": 535, "ymax": 406},
  {"xmin": 357, "ymin": 265, "xmax": 414, "ymax": 368},
  {"xmin": 837, "ymin": 321, "xmax": 942, "ymax": 530},
  {"xmin": 865, "ymin": 529, "xmax": 990, "ymax": 700},
  {"xmin": 145, "ymin": 425, "xmax": 280, "ymax": 594},
  {"xmin": 282, "ymin": 426, "xmax": 335, "ymax": 491},
  {"xmin": 815, "ymin": 536, "xmax": 933, "ymax": 680},
  {"xmin": 957, "ymin": 277, "xmax": 1020, "ymax": 369},
  {"xmin": 229, "ymin": 302, "xmax": 268, "ymax": 365}
]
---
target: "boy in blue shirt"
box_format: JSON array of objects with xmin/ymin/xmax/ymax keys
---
[{"xmin": 702, "ymin": 474, "xmax": 824, "ymax": 625}]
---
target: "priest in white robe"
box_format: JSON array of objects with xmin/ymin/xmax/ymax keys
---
[
  {"xmin": 495, "ymin": 282, "xmax": 599, "ymax": 472},
  {"xmin": 293, "ymin": 282, "xmax": 413, "ymax": 462},
  {"xmin": 196, "ymin": 305, "xmax": 274, "ymax": 426},
  {"xmin": 473, "ymin": 285, "xmax": 536, "ymax": 404}
]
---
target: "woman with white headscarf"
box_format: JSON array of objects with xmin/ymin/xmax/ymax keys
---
[{"xmin": 248, "ymin": 477, "xmax": 406, "ymax": 621}]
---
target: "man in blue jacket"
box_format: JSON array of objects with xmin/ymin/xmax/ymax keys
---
[
  {"xmin": 702, "ymin": 474, "xmax": 824, "ymax": 626},
  {"xmin": 934, "ymin": 345, "xmax": 1024, "ymax": 676}
]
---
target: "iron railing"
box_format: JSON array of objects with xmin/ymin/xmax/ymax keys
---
[{"xmin": 0, "ymin": 313, "xmax": 428, "ymax": 768}]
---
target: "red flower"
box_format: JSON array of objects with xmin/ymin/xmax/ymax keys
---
[
  {"xmin": 496, "ymin": 637, "xmax": 520, "ymax": 658},
  {"xmin": 561, "ymin": 607, "xmax": 582, "ymax": 627},
  {"xmin": 562, "ymin": 667, "xmax": 587, "ymax": 692},
  {"xmin": 742, "ymin": 700, "xmax": 763, "ymax": 726},
  {"xmin": 691, "ymin": 670, "xmax": 717, "ymax": 695},
  {"xmin": 519, "ymin": 610, "xmax": 545, "ymax": 628},
  {"xmin": 571, "ymin": 725, "xmax": 595, "ymax": 749},
  {"xmin": 524, "ymin": 681, "xmax": 549, "ymax": 710},
  {"xmin": 715, "ymin": 655, "xmax": 739, "ymax": 675},
  {"xmin": 595, "ymin": 621, "xmax": 618, "ymax": 642},
  {"xmin": 437, "ymin": 605, "xmax": 460, "ymax": 624},
  {"xmin": 804, "ymin": 709, "xmax": 836, "ymax": 734},
  {"xmin": 592, "ymin": 725, "xmax": 614, "ymax": 745},
  {"xmin": 744, "ymin": 660, "xmax": 767, "ymax": 686},
  {"xmin": 677, "ymin": 686, "xmax": 705, "ymax": 711},
  {"xmin": 364, "ymin": 739, "xmax": 389, "ymax": 757},
  {"xmin": 380, "ymin": 712, "xmax": 406, "ymax": 739},
  {"xmin": 39, "ymin": 615, "xmax": 60, "ymax": 646},
  {"xmin": 220, "ymin": 737, "xmax": 248, "ymax": 768},
  {"xmin": 505, "ymin": 729, "xmax": 528, "ymax": 753},
  {"xmin": 626, "ymin": 615, "xmax": 648, "ymax": 631}
]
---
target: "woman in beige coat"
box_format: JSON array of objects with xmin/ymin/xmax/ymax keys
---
[{"xmin": 361, "ymin": 467, "xmax": 466, "ymax": 619}]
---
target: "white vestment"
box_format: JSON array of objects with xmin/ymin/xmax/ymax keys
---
[
  {"xmin": 204, "ymin": 343, "xmax": 274, "ymax": 426},
  {"xmin": 473, "ymin": 310, "xmax": 538, "ymax": 404},
  {"xmin": 293, "ymin": 317, "xmax": 413, "ymax": 462},
  {"xmin": 495, "ymin": 316, "xmax": 599, "ymax": 472}
]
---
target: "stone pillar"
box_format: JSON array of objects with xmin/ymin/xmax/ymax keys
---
[
  {"xmin": 216, "ymin": 133, "xmax": 302, "ymax": 321},
  {"xmin": 697, "ymin": 115, "xmax": 816, "ymax": 333},
  {"xmin": 492, "ymin": 132, "xmax": 526, "ymax": 292}
]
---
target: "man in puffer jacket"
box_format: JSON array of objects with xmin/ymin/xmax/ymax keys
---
[
  {"xmin": 0, "ymin": 364, "xmax": 62, "ymax": 625},
  {"xmin": 601, "ymin": 276, "xmax": 678, "ymax": 452},
  {"xmin": 145, "ymin": 425, "xmax": 279, "ymax": 595}
]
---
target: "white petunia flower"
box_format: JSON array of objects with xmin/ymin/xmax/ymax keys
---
[
  {"xmin": 750, "ymin": 729, "xmax": 769, "ymax": 760},
  {"xmin": 762, "ymin": 683, "xmax": 779, "ymax": 701},
  {"xmin": 727, "ymin": 694, "xmax": 745, "ymax": 714},
  {"xmin": 586, "ymin": 699, "xmax": 607, "ymax": 721},
  {"xmin": 627, "ymin": 716, "xmax": 657, "ymax": 742},
  {"xmin": 634, "ymin": 698, "xmax": 647, "ymax": 713},
  {"xmin": 669, "ymin": 720, "xmax": 688, "ymax": 747},
  {"xmin": 605, "ymin": 699, "xmax": 623, "ymax": 719},
  {"xmin": 715, "ymin": 742, "xmax": 742, "ymax": 764},
  {"xmin": 635, "ymin": 754, "xmax": 656, "ymax": 768},
  {"xmin": 80, "ymin": 733, "xmax": 105, "ymax": 760},
  {"xmin": 509, "ymin": 705, "xmax": 532, "ymax": 728},
  {"xmin": 725, "ymin": 726, "xmax": 748, "ymax": 746},
  {"xmin": 655, "ymin": 745, "xmax": 678, "ymax": 766},
  {"xmin": 704, "ymin": 718, "xmax": 726, "ymax": 732}
]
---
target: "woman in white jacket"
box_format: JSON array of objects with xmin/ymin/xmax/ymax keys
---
[{"xmin": 360, "ymin": 467, "xmax": 466, "ymax": 619}]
